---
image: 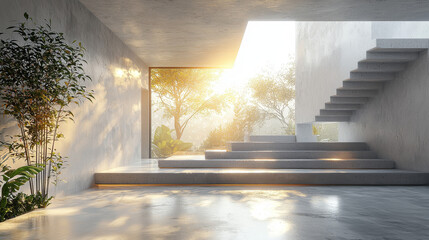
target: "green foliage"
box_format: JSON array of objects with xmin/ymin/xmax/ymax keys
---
[
  {"xmin": 151, "ymin": 68, "xmax": 230, "ymax": 139},
  {"xmin": 201, "ymin": 100, "xmax": 264, "ymax": 149},
  {"xmin": 0, "ymin": 13, "xmax": 94, "ymax": 198},
  {"xmin": 152, "ymin": 125, "xmax": 192, "ymax": 158},
  {"xmin": 0, "ymin": 164, "xmax": 46, "ymax": 222},
  {"xmin": 313, "ymin": 123, "xmax": 338, "ymax": 142},
  {"xmin": 249, "ymin": 61, "xmax": 296, "ymax": 134}
]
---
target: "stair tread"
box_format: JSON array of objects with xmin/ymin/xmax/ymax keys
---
[
  {"xmin": 206, "ymin": 150, "xmax": 375, "ymax": 152},
  {"xmin": 97, "ymin": 167, "xmax": 425, "ymax": 174}
]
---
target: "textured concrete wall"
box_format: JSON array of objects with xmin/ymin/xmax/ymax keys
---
[
  {"xmin": 0, "ymin": 0, "xmax": 149, "ymax": 195},
  {"xmin": 343, "ymin": 48, "xmax": 429, "ymax": 171},
  {"xmin": 295, "ymin": 22, "xmax": 374, "ymax": 123},
  {"xmin": 297, "ymin": 22, "xmax": 429, "ymax": 171}
]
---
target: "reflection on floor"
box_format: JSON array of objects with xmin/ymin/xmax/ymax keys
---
[{"xmin": 1, "ymin": 185, "xmax": 429, "ymax": 239}]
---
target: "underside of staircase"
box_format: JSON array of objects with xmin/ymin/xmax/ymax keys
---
[
  {"xmin": 95, "ymin": 135, "xmax": 429, "ymax": 185},
  {"xmin": 316, "ymin": 39, "xmax": 429, "ymax": 122}
]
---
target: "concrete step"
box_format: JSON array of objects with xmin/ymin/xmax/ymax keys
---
[
  {"xmin": 320, "ymin": 109, "xmax": 354, "ymax": 116},
  {"xmin": 352, "ymin": 62, "xmax": 407, "ymax": 73},
  {"xmin": 349, "ymin": 72, "xmax": 395, "ymax": 81},
  {"xmin": 315, "ymin": 115, "xmax": 351, "ymax": 122},
  {"xmin": 336, "ymin": 89, "xmax": 378, "ymax": 97},
  {"xmin": 205, "ymin": 150, "xmax": 377, "ymax": 159},
  {"xmin": 314, "ymin": 39, "xmax": 428, "ymax": 123},
  {"xmin": 227, "ymin": 142, "xmax": 370, "ymax": 151},
  {"xmin": 94, "ymin": 168, "xmax": 429, "ymax": 185},
  {"xmin": 248, "ymin": 135, "xmax": 296, "ymax": 143},
  {"xmin": 325, "ymin": 103, "xmax": 362, "ymax": 110},
  {"xmin": 364, "ymin": 51, "xmax": 419, "ymax": 62},
  {"xmin": 330, "ymin": 96, "xmax": 369, "ymax": 104},
  {"xmin": 342, "ymin": 80, "xmax": 384, "ymax": 89},
  {"xmin": 158, "ymin": 158, "xmax": 395, "ymax": 169},
  {"xmin": 372, "ymin": 39, "xmax": 429, "ymax": 52}
]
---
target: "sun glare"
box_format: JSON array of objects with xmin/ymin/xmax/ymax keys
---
[{"xmin": 213, "ymin": 21, "xmax": 295, "ymax": 94}]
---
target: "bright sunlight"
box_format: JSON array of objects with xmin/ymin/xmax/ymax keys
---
[
  {"xmin": 213, "ymin": 21, "xmax": 295, "ymax": 94},
  {"xmin": 151, "ymin": 21, "xmax": 296, "ymax": 157}
]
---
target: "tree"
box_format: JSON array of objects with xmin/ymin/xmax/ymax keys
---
[
  {"xmin": 201, "ymin": 99, "xmax": 263, "ymax": 149},
  {"xmin": 0, "ymin": 14, "xmax": 93, "ymax": 199},
  {"xmin": 249, "ymin": 61, "xmax": 295, "ymax": 134},
  {"xmin": 151, "ymin": 68, "xmax": 229, "ymax": 140}
]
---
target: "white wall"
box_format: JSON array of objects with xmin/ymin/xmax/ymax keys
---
[
  {"xmin": 295, "ymin": 22, "xmax": 374, "ymax": 123},
  {"xmin": 0, "ymin": 0, "xmax": 150, "ymax": 195}
]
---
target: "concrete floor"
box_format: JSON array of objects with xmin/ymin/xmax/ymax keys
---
[{"xmin": 0, "ymin": 186, "xmax": 429, "ymax": 239}]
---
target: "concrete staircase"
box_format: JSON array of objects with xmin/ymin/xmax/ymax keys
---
[
  {"xmin": 94, "ymin": 135, "xmax": 429, "ymax": 185},
  {"xmin": 127, "ymin": 135, "xmax": 429, "ymax": 185},
  {"xmin": 316, "ymin": 39, "xmax": 429, "ymax": 122}
]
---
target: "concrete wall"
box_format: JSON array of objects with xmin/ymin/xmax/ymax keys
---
[
  {"xmin": 0, "ymin": 0, "xmax": 150, "ymax": 195},
  {"xmin": 341, "ymin": 50, "xmax": 429, "ymax": 171},
  {"xmin": 295, "ymin": 22, "xmax": 374, "ymax": 123},
  {"xmin": 297, "ymin": 21, "xmax": 429, "ymax": 171}
]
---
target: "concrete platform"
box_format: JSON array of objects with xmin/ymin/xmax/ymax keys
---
[
  {"xmin": 227, "ymin": 142, "xmax": 370, "ymax": 151},
  {"xmin": 158, "ymin": 158, "xmax": 395, "ymax": 169},
  {"xmin": 94, "ymin": 160, "xmax": 429, "ymax": 185},
  {"xmin": 205, "ymin": 150, "xmax": 377, "ymax": 159}
]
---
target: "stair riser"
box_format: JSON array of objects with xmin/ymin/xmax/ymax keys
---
[
  {"xmin": 249, "ymin": 135, "xmax": 296, "ymax": 143},
  {"xmin": 365, "ymin": 52, "xmax": 419, "ymax": 62},
  {"xmin": 205, "ymin": 151, "xmax": 377, "ymax": 159},
  {"xmin": 320, "ymin": 109, "xmax": 354, "ymax": 116},
  {"xmin": 315, "ymin": 115, "xmax": 350, "ymax": 122},
  {"xmin": 375, "ymin": 39, "xmax": 429, "ymax": 51},
  {"xmin": 336, "ymin": 89, "xmax": 378, "ymax": 97},
  {"xmin": 158, "ymin": 160, "xmax": 395, "ymax": 169},
  {"xmin": 342, "ymin": 81, "xmax": 384, "ymax": 89},
  {"xmin": 94, "ymin": 172, "xmax": 429, "ymax": 185},
  {"xmin": 325, "ymin": 103, "xmax": 361, "ymax": 110},
  {"xmin": 227, "ymin": 142, "xmax": 370, "ymax": 151},
  {"xmin": 356, "ymin": 62, "xmax": 407, "ymax": 73},
  {"xmin": 330, "ymin": 96, "xmax": 368, "ymax": 103},
  {"xmin": 350, "ymin": 72, "xmax": 395, "ymax": 81}
]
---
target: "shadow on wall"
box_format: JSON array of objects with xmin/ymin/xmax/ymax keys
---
[
  {"xmin": 0, "ymin": 0, "xmax": 149, "ymax": 196},
  {"xmin": 53, "ymin": 57, "xmax": 147, "ymax": 196}
]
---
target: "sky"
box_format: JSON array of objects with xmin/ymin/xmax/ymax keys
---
[{"xmin": 213, "ymin": 21, "xmax": 296, "ymax": 94}]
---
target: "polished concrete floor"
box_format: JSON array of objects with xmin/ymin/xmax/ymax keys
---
[{"xmin": 0, "ymin": 186, "xmax": 429, "ymax": 240}]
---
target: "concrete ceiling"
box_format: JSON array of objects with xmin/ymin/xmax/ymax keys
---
[{"xmin": 80, "ymin": 0, "xmax": 429, "ymax": 67}]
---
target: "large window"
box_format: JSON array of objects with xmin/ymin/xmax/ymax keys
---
[{"xmin": 150, "ymin": 22, "xmax": 296, "ymax": 158}]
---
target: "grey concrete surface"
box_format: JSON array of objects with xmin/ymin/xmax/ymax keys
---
[
  {"xmin": 158, "ymin": 157, "xmax": 395, "ymax": 169},
  {"xmin": 296, "ymin": 22, "xmax": 374, "ymax": 123},
  {"xmin": 297, "ymin": 22, "xmax": 429, "ymax": 172},
  {"xmin": 342, "ymin": 49, "xmax": 429, "ymax": 172},
  {"xmin": 80, "ymin": 0, "xmax": 429, "ymax": 67},
  {"xmin": 205, "ymin": 150, "xmax": 378, "ymax": 159},
  {"xmin": 315, "ymin": 39, "xmax": 428, "ymax": 122},
  {"xmin": 296, "ymin": 22, "xmax": 429, "ymax": 124},
  {"xmin": 248, "ymin": 135, "xmax": 296, "ymax": 143},
  {"xmin": 93, "ymin": 160, "xmax": 429, "ymax": 185},
  {"xmin": 0, "ymin": 0, "xmax": 149, "ymax": 195},
  {"xmin": 295, "ymin": 123, "xmax": 317, "ymax": 142},
  {"xmin": 227, "ymin": 142, "xmax": 369, "ymax": 151},
  {"xmin": 1, "ymin": 185, "xmax": 429, "ymax": 239},
  {"xmin": 315, "ymin": 115, "xmax": 351, "ymax": 122}
]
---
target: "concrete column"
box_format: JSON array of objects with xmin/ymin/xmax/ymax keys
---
[{"xmin": 296, "ymin": 123, "xmax": 317, "ymax": 142}]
